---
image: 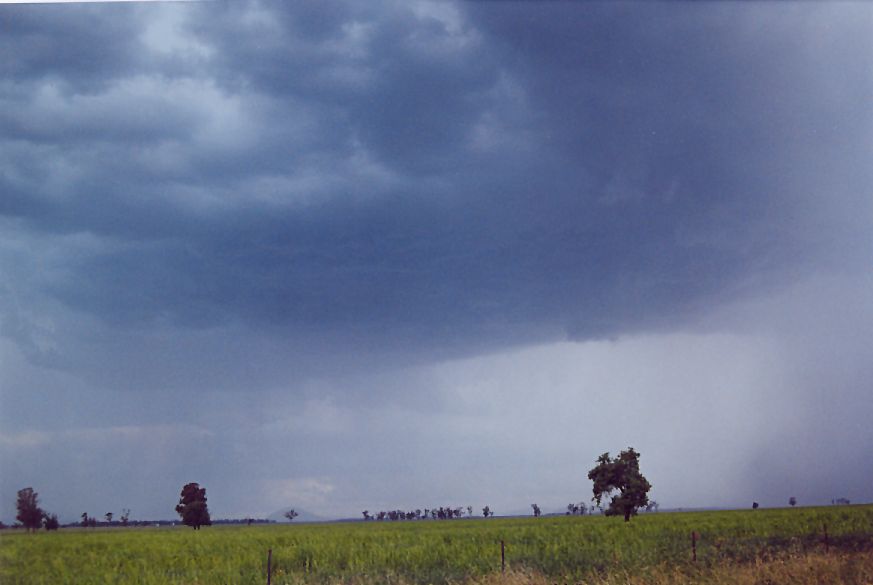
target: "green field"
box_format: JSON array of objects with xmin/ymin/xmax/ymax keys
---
[{"xmin": 1, "ymin": 505, "xmax": 871, "ymax": 584}]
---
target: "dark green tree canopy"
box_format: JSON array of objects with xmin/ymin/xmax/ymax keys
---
[
  {"xmin": 43, "ymin": 513, "xmax": 60, "ymax": 531},
  {"xmin": 588, "ymin": 447, "xmax": 652, "ymax": 522},
  {"xmin": 175, "ymin": 482, "xmax": 211, "ymax": 530},
  {"xmin": 16, "ymin": 487, "xmax": 44, "ymax": 531}
]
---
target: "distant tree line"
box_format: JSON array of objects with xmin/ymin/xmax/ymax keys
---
[
  {"xmin": 362, "ymin": 506, "xmax": 482, "ymax": 521},
  {"xmin": 215, "ymin": 518, "xmax": 274, "ymax": 525},
  {"xmin": 7, "ymin": 448, "xmax": 666, "ymax": 530}
]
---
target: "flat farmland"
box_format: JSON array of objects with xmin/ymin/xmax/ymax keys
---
[{"xmin": 1, "ymin": 505, "xmax": 871, "ymax": 584}]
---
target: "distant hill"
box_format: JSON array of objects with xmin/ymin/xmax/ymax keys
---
[{"xmin": 267, "ymin": 507, "xmax": 328, "ymax": 523}]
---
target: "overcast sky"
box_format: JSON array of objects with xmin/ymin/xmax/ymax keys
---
[{"xmin": 1, "ymin": 1, "xmax": 872, "ymax": 523}]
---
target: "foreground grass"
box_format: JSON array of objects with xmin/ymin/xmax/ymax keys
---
[
  {"xmin": 1, "ymin": 505, "xmax": 871, "ymax": 584},
  {"xmin": 476, "ymin": 552, "xmax": 873, "ymax": 585}
]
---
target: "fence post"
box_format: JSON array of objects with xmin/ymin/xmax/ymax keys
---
[
  {"xmin": 501, "ymin": 540, "xmax": 505, "ymax": 573},
  {"xmin": 823, "ymin": 524, "xmax": 829, "ymax": 554},
  {"xmin": 267, "ymin": 549, "xmax": 272, "ymax": 585},
  {"xmin": 691, "ymin": 531, "xmax": 697, "ymax": 562}
]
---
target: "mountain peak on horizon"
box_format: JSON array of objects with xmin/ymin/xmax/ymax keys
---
[{"xmin": 267, "ymin": 507, "xmax": 328, "ymax": 523}]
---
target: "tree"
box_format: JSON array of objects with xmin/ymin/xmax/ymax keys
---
[
  {"xmin": 120, "ymin": 509, "xmax": 130, "ymax": 527},
  {"xmin": 16, "ymin": 487, "xmax": 44, "ymax": 532},
  {"xmin": 43, "ymin": 513, "xmax": 60, "ymax": 531},
  {"xmin": 588, "ymin": 447, "xmax": 652, "ymax": 522},
  {"xmin": 789, "ymin": 497, "xmax": 797, "ymax": 507},
  {"xmin": 175, "ymin": 483, "xmax": 211, "ymax": 530},
  {"xmin": 80, "ymin": 512, "xmax": 97, "ymax": 527},
  {"xmin": 482, "ymin": 506, "xmax": 493, "ymax": 518},
  {"xmin": 531, "ymin": 503, "xmax": 541, "ymax": 517},
  {"xmin": 105, "ymin": 512, "xmax": 113, "ymax": 524},
  {"xmin": 752, "ymin": 502, "xmax": 759, "ymax": 510},
  {"xmin": 284, "ymin": 509, "xmax": 299, "ymax": 522}
]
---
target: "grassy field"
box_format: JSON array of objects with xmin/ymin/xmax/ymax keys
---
[{"xmin": 1, "ymin": 505, "xmax": 871, "ymax": 584}]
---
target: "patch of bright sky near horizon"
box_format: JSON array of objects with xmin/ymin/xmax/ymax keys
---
[{"xmin": 1, "ymin": 0, "xmax": 872, "ymax": 522}]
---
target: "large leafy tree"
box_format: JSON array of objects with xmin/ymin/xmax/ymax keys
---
[
  {"xmin": 175, "ymin": 483, "xmax": 211, "ymax": 530},
  {"xmin": 588, "ymin": 447, "xmax": 651, "ymax": 522},
  {"xmin": 16, "ymin": 487, "xmax": 44, "ymax": 531}
]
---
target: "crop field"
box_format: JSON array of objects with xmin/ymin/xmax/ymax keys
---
[{"xmin": 1, "ymin": 505, "xmax": 872, "ymax": 584}]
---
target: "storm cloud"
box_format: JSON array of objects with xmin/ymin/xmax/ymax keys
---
[{"xmin": 1, "ymin": 1, "xmax": 871, "ymax": 521}]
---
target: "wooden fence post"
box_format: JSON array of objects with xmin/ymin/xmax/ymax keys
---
[
  {"xmin": 691, "ymin": 531, "xmax": 698, "ymax": 562},
  {"xmin": 267, "ymin": 549, "xmax": 272, "ymax": 585},
  {"xmin": 501, "ymin": 540, "xmax": 505, "ymax": 573},
  {"xmin": 823, "ymin": 524, "xmax": 829, "ymax": 554}
]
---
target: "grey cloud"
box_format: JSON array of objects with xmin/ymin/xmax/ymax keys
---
[
  {"xmin": 469, "ymin": 2, "xmax": 873, "ymax": 248},
  {"xmin": 0, "ymin": 423, "xmax": 219, "ymax": 522},
  {"xmin": 2, "ymin": 0, "xmax": 870, "ymax": 380},
  {"xmin": 0, "ymin": 4, "xmax": 147, "ymax": 86},
  {"xmin": 707, "ymin": 274, "xmax": 873, "ymax": 506}
]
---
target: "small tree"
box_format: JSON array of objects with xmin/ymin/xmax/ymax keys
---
[
  {"xmin": 752, "ymin": 502, "xmax": 759, "ymax": 510},
  {"xmin": 105, "ymin": 512, "xmax": 113, "ymax": 524},
  {"xmin": 16, "ymin": 488, "xmax": 44, "ymax": 532},
  {"xmin": 175, "ymin": 483, "xmax": 211, "ymax": 530},
  {"xmin": 482, "ymin": 505, "xmax": 493, "ymax": 518},
  {"xmin": 284, "ymin": 510, "xmax": 299, "ymax": 522},
  {"xmin": 588, "ymin": 447, "xmax": 652, "ymax": 522},
  {"xmin": 43, "ymin": 513, "xmax": 60, "ymax": 531},
  {"xmin": 789, "ymin": 497, "xmax": 797, "ymax": 507},
  {"xmin": 120, "ymin": 509, "xmax": 130, "ymax": 527},
  {"xmin": 531, "ymin": 503, "xmax": 541, "ymax": 517}
]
